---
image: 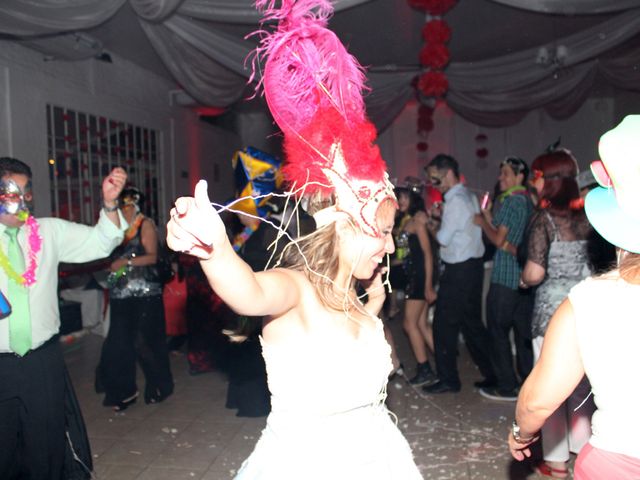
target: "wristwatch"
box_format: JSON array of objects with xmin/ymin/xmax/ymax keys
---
[{"xmin": 511, "ymin": 420, "xmax": 538, "ymax": 444}]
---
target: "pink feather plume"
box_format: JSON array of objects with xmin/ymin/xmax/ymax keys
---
[{"xmin": 252, "ymin": 0, "xmax": 387, "ymax": 197}]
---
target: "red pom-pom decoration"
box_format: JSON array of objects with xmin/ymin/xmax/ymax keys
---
[
  {"xmin": 422, "ymin": 20, "xmax": 452, "ymax": 44},
  {"xmin": 476, "ymin": 147, "xmax": 489, "ymax": 158},
  {"xmin": 419, "ymin": 43, "xmax": 450, "ymax": 69},
  {"xmin": 408, "ymin": 0, "xmax": 457, "ymax": 15},
  {"xmin": 418, "ymin": 71, "xmax": 449, "ymax": 98},
  {"xmin": 417, "ymin": 142, "xmax": 429, "ymax": 152}
]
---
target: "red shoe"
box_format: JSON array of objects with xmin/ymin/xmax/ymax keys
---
[{"xmin": 533, "ymin": 462, "xmax": 569, "ymax": 479}]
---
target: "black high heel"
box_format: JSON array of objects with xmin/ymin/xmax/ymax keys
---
[
  {"xmin": 144, "ymin": 385, "xmax": 173, "ymax": 405},
  {"xmin": 388, "ymin": 363, "xmax": 405, "ymax": 380},
  {"xmin": 113, "ymin": 391, "xmax": 139, "ymax": 412}
]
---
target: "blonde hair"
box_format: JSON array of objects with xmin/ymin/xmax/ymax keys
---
[
  {"xmin": 619, "ymin": 251, "xmax": 640, "ymax": 284},
  {"xmin": 225, "ymin": 195, "xmax": 396, "ymax": 340},
  {"xmin": 280, "ymin": 224, "xmax": 343, "ymax": 309},
  {"xmin": 280, "ymin": 195, "xmax": 396, "ymax": 310}
]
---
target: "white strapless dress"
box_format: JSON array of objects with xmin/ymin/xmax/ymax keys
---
[{"xmin": 235, "ymin": 318, "xmax": 423, "ymax": 479}]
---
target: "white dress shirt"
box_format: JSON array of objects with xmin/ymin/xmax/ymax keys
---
[{"xmin": 436, "ymin": 183, "xmax": 484, "ymax": 264}]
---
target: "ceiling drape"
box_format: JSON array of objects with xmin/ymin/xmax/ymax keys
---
[
  {"xmin": 1, "ymin": 0, "xmax": 640, "ymax": 129},
  {"xmin": 488, "ymin": 0, "xmax": 640, "ymax": 15}
]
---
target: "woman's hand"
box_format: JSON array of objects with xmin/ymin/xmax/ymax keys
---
[
  {"xmin": 361, "ymin": 266, "xmax": 388, "ymax": 315},
  {"xmin": 508, "ymin": 431, "xmax": 536, "ymax": 461},
  {"xmin": 110, "ymin": 257, "xmax": 128, "ymax": 272},
  {"xmin": 102, "ymin": 167, "xmax": 127, "ymax": 205},
  {"xmin": 425, "ymin": 286, "xmax": 437, "ymax": 304},
  {"xmin": 501, "ymin": 240, "xmax": 517, "ymax": 256},
  {"xmin": 363, "ymin": 266, "xmax": 387, "ymax": 299},
  {"xmin": 167, "ymin": 180, "xmax": 227, "ymax": 260}
]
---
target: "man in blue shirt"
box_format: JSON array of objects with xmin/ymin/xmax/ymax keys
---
[
  {"xmin": 423, "ymin": 154, "xmax": 495, "ymax": 394},
  {"xmin": 475, "ymin": 157, "xmax": 534, "ymax": 401}
]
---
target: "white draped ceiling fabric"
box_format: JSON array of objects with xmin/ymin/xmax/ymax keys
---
[{"xmin": 1, "ymin": 0, "xmax": 640, "ymax": 129}]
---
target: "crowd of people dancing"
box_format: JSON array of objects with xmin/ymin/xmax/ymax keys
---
[{"xmin": 1, "ymin": 0, "xmax": 639, "ymax": 478}]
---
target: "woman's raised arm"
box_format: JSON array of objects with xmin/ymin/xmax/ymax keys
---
[{"xmin": 167, "ymin": 180, "xmax": 300, "ymax": 317}]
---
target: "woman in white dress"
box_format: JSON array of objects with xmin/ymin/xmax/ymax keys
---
[
  {"xmin": 169, "ymin": 180, "xmax": 421, "ymax": 480},
  {"xmin": 166, "ymin": 1, "xmax": 423, "ymax": 479}
]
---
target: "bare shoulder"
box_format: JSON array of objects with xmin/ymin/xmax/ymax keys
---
[
  {"xmin": 261, "ymin": 269, "xmax": 314, "ymax": 343},
  {"xmin": 413, "ymin": 211, "xmax": 429, "ymax": 224}
]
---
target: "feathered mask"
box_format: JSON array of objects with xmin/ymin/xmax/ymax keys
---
[{"xmin": 253, "ymin": 0, "xmax": 396, "ymax": 237}]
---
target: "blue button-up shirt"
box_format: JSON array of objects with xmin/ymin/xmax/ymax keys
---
[{"xmin": 436, "ymin": 183, "xmax": 484, "ymax": 264}]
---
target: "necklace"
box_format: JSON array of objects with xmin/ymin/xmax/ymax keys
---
[
  {"xmin": 0, "ymin": 216, "xmax": 42, "ymax": 286},
  {"xmin": 497, "ymin": 185, "xmax": 527, "ymax": 203}
]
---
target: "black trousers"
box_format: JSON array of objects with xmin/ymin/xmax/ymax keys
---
[
  {"xmin": 433, "ymin": 258, "xmax": 495, "ymax": 387},
  {"xmin": 486, "ymin": 283, "xmax": 534, "ymax": 390},
  {"xmin": 0, "ymin": 338, "xmax": 69, "ymax": 479},
  {"xmin": 98, "ymin": 295, "xmax": 173, "ymax": 404}
]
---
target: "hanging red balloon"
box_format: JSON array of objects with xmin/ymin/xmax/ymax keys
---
[{"xmin": 417, "ymin": 142, "xmax": 429, "ymax": 152}]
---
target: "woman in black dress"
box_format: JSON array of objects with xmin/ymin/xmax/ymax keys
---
[{"xmin": 397, "ymin": 188, "xmax": 438, "ymax": 385}]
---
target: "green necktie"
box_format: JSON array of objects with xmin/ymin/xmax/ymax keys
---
[{"xmin": 5, "ymin": 227, "xmax": 31, "ymax": 355}]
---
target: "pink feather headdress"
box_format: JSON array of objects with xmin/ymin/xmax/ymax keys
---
[{"xmin": 252, "ymin": 0, "xmax": 396, "ymax": 237}]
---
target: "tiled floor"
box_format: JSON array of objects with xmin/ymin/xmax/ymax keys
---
[{"xmin": 64, "ymin": 315, "xmax": 558, "ymax": 479}]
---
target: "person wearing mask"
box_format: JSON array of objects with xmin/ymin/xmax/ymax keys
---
[
  {"xmin": 96, "ymin": 186, "xmax": 174, "ymax": 411},
  {"xmin": 0, "ymin": 157, "xmax": 127, "ymax": 479},
  {"xmin": 423, "ymin": 154, "xmax": 495, "ymax": 394},
  {"xmin": 167, "ymin": 1, "xmax": 423, "ymax": 475}
]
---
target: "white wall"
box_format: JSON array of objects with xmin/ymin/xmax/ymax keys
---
[
  {"xmin": 0, "ymin": 41, "xmax": 238, "ymax": 225},
  {"xmin": 171, "ymin": 110, "xmax": 241, "ymax": 204},
  {"xmin": 378, "ymin": 94, "xmax": 635, "ymax": 197}
]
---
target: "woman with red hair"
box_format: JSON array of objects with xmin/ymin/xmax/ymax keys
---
[{"xmin": 519, "ymin": 149, "xmax": 595, "ymax": 478}]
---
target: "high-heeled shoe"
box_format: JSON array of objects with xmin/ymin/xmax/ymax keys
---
[
  {"xmin": 388, "ymin": 363, "xmax": 405, "ymax": 380},
  {"xmin": 113, "ymin": 391, "xmax": 139, "ymax": 412},
  {"xmin": 144, "ymin": 385, "xmax": 173, "ymax": 405}
]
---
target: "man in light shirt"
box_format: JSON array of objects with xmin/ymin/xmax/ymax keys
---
[
  {"xmin": 0, "ymin": 157, "xmax": 127, "ymax": 479},
  {"xmin": 423, "ymin": 154, "xmax": 496, "ymax": 394}
]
